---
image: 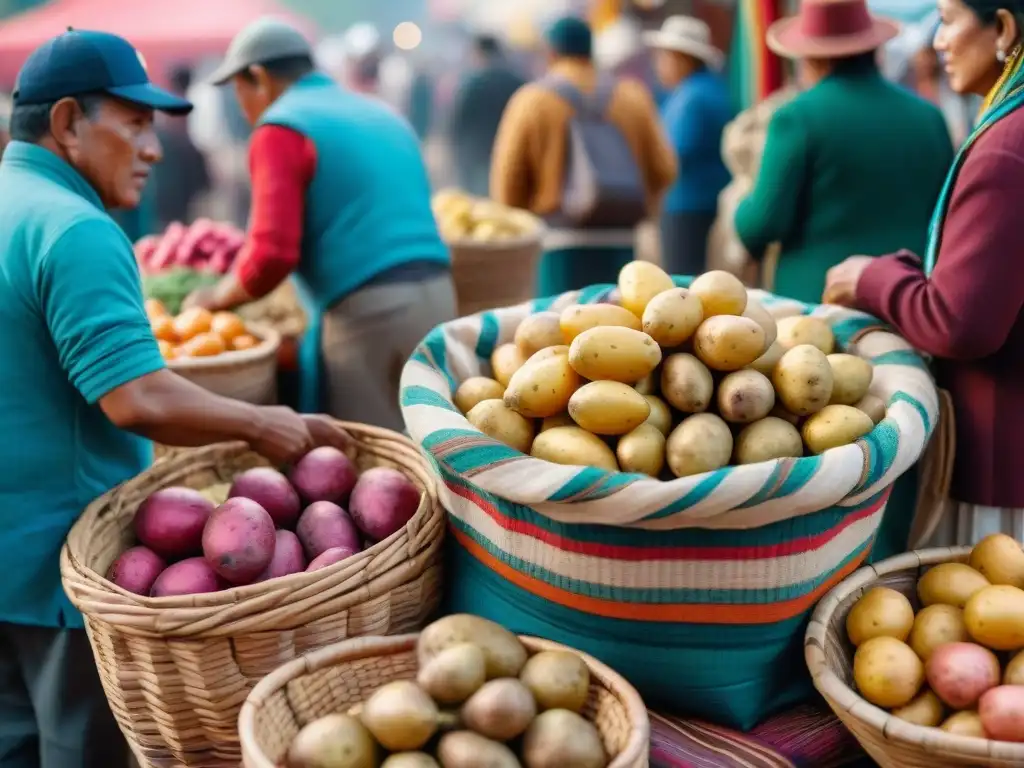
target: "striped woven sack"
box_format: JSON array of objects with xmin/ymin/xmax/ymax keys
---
[{"xmin": 399, "ymin": 282, "xmax": 938, "ymax": 731}]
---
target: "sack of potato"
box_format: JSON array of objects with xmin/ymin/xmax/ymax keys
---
[
  {"xmin": 399, "ymin": 262, "xmax": 938, "ymax": 730},
  {"xmin": 807, "ymin": 542, "xmax": 1024, "ymax": 767}
]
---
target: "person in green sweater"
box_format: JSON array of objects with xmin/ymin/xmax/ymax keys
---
[{"xmin": 735, "ymin": 0, "xmax": 954, "ymax": 305}]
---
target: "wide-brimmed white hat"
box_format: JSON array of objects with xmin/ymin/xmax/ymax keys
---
[{"xmin": 643, "ymin": 15, "xmax": 724, "ymax": 71}]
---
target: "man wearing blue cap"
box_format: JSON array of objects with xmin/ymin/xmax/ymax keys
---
[{"xmin": 0, "ymin": 29, "xmax": 351, "ymax": 768}]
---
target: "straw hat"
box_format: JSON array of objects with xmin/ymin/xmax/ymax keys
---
[
  {"xmin": 643, "ymin": 16, "xmax": 725, "ymax": 71},
  {"xmin": 767, "ymin": 0, "xmax": 899, "ymax": 60}
]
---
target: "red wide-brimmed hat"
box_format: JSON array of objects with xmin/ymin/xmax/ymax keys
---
[{"xmin": 767, "ymin": 0, "xmax": 899, "ymax": 59}]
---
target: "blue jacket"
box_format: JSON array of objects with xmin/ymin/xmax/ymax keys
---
[{"xmin": 660, "ymin": 69, "xmax": 734, "ymax": 213}]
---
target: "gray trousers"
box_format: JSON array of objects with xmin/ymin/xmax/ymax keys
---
[
  {"xmin": 0, "ymin": 624, "xmax": 127, "ymax": 768},
  {"xmin": 321, "ymin": 274, "xmax": 457, "ymax": 433}
]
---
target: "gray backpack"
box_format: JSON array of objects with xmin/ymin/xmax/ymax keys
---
[{"xmin": 541, "ymin": 75, "xmax": 648, "ymax": 229}]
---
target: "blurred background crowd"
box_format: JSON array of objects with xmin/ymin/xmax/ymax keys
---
[{"xmin": 0, "ymin": 0, "xmax": 978, "ymax": 245}]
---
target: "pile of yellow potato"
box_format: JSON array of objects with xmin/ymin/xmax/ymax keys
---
[
  {"xmin": 432, "ymin": 189, "xmax": 538, "ymax": 243},
  {"xmin": 847, "ymin": 534, "xmax": 1024, "ymax": 741},
  {"xmin": 283, "ymin": 614, "xmax": 607, "ymax": 768},
  {"xmin": 455, "ymin": 262, "xmax": 885, "ymax": 477}
]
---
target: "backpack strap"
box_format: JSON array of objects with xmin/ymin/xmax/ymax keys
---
[{"xmin": 539, "ymin": 74, "xmax": 616, "ymax": 118}]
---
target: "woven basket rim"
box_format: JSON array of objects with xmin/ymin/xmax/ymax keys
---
[
  {"xmin": 444, "ymin": 214, "xmax": 546, "ymax": 252},
  {"xmin": 805, "ymin": 546, "xmax": 1024, "ymax": 759},
  {"xmin": 239, "ymin": 632, "xmax": 650, "ymax": 768},
  {"xmin": 60, "ymin": 423, "xmax": 442, "ymax": 637},
  {"xmin": 167, "ymin": 321, "xmax": 281, "ymax": 371}
]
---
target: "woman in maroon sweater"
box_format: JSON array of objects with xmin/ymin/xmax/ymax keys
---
[{"xmin": 825, "ymin": 0, "xmax": 1024, "ymax": 545}]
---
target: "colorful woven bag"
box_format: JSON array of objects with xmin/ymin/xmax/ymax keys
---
[{"xmin": 399, "ymin": 283, "xmax": 938, "ymax": 730}]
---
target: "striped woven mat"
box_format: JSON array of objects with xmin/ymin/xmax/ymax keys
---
[{"xmin": 649, "ymin": 704, "xmax": 874, "ymax": 768}]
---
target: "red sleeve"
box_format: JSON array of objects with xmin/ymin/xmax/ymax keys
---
[
  {"xmin": 856, "ymin": 148, "xmax": 1024, "ymax": 360},
  {"xmin": 233, "ymin": 125, "xmax": 316, "ymax": 299}
]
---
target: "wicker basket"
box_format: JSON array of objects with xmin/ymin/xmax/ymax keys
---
[
  {"xmin": 806, "ymin": 547, "xmax": 1024, "ymax": 767},
  {"xmin": 168, "ymin": 321, "xmax": 280, "ymax": 404},
  {"xmin": 239, "ymin": 633, "xmax": 650, "ymax": 768},
  {"xmin": 60, "ymin": 424, "xmax": 444, "ymax": 768},
  {"xmin": 449, "ymin": 221, "xmax": 544, "ymax": 316}
]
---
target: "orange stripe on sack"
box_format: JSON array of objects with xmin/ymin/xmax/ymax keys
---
[{"xmin": 452, "ymin": 527, "xmax": 869, "ymax": 624}]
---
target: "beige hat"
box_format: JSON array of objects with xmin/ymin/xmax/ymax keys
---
[{"xmin": 642, "ymin": 15, "xmax": 724, "ymax": 71}]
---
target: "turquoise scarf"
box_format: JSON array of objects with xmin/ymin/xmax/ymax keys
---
[{"xmin": 925, "ymin": 51, "xmax": 1024, "ymax": 274}]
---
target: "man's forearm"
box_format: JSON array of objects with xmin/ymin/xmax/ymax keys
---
[{"xmin": 101, "ymin": 369, "xmax": 265, "ymax": 447}]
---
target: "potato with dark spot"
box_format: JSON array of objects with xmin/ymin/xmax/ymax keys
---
[
  {"xmin": 772, "ymin": 344, "xmax": 833, "ymax": 416},
  {"xmin": 641, "ymin": 287, "xmax": 704, "ymax": 347},
  {"xmin": 716, "ymin": 370, "xmax": 775, "ymax": 424},
  {"xmin": 660, "ymin": 353, "xmax": 713, "ymax": 414},
  {"xmin": 504, "ymin": 354, "xmax": 582, "ymax": 418},
  {"xmin": 693, "ymin": 316, "xmax": 766, "ymax": 371}
]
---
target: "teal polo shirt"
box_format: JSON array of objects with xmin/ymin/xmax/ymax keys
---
[{"xmin": 0, "ymin": 142, "xmax": 165, "ymax": 629}]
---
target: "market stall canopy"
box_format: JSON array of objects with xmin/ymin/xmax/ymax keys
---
[{"xmin": 0, "ymin": 0, "xmax": 317, "ymax": 88}]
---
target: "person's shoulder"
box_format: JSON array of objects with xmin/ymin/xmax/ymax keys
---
[
  {"xmin": 505, "ymin": 81, "xmax": 558, "ymax": 115},
  {"xmin": 973, "ymin": 106, "xmax": 1024, "ymax": 161}
]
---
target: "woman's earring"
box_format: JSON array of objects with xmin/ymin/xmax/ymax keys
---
[{"xmin": 997, "ymin": 48, "xmax": 1007, "ymax": 63}]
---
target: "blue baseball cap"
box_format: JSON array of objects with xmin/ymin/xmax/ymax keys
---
[{"xmin": 13, "ymin": 29, "xmax": 192, "ymax": 115}]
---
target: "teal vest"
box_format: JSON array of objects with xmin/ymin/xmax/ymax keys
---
[{"xmin": 259, "ymin": 73, "xmax": 449, "ymax": 412}]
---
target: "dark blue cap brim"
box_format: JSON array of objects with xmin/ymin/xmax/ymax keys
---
[{"xmin": 105, "ymin": 82, "xmax": 193, "ymax": 115}]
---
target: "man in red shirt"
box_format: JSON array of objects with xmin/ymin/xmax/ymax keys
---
[{"xmin": 185, "ymin": 18, "xmax": 454, "ymax": 431}]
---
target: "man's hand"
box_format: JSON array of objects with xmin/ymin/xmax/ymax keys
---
[
  {"xmin": 182, "ymin": 274, "xmax": 251, "ymax": 313},
  {"xmin": 303, "ymin": 413, "xmax": 354, "ymax": 452},
  {"xmin": 251, "ymin": 405, "xmax": 315, "ymax": 466},
  {"xmin": 823, "ymin": 256, "xmax": 875, "ymax": 307}
]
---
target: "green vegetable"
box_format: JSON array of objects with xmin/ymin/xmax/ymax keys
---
[{"xmin": 142, "ymin": 268, "xmax": 220, "ymax": 315}]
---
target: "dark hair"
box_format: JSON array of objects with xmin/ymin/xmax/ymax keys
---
[
  {"xmin": 830, "ymin": 50, "xmax": 878, "ymax": 75},
  {"xmin": 168, "ymin": 64, "xmax": 193, "ymax": 95},
  {"xmin": 238, "ymin": 54, "xmax": 315, "ymax": 84},
  {"xmin": 8, "ymin": 92, "xmax": 106, "ymax": 143},
  {"xmin": 474, "ymin": 34, "xmax": 501, "ymax": 57}
]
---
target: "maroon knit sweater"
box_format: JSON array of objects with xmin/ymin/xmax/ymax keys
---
[{"xmin": 857, "ymin": 107, "xmax": 1024, "ymax": 508}]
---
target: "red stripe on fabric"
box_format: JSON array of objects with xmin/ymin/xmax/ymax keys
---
[{"xmin": 445, "ymin": 480, "xmax": 890, "ymax": 561}]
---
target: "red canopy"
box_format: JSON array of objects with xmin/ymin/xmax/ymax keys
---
[{"xmin": 0, "ymin": 0, "xmax": 318, "ymax": 87}]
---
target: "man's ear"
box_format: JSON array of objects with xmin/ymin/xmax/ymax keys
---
[
  {"xmin": 249, "ymin": 64, "xmax": 272, "ymax": 90},
  {"xmin": 48, "ymin": 97, "xmax": 84, "ymax": 148}
]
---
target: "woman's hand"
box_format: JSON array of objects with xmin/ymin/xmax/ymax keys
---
[{"xmin": 823, "ymin": 256, "xmax": 875, "ymax": 306}]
